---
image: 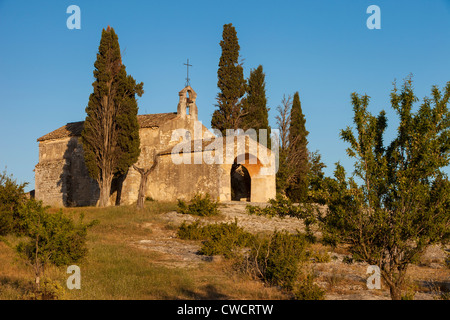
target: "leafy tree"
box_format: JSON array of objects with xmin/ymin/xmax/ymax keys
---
[
  {"xmin": 275, "ymin": 95, "xmax": 293, "ymax": 194},
  {"xmin": 275, "ymin": 94, "xmax": 310, "ymax": 199},
  {"xmin": 286, "ymin": 92, "xmax": 310, "ymax": 202},
  {"xmin": 81, "ymin": 26, "xmax": 143, "ymax": 207},
  {"xmin": 0, "ymin": 168, "xmax": 27, "ymax": 236},
  {"xmin": 241, "ymin": 65, "xmax": 271, "ymax": 148},
  {"xmin": 321, "ymin": 77, "xmax": 450, "ymax": 300},
  {"xmin": 16, "ymin": 199, "xmax": 97, "ymax": 290},
  {"xmin": 211, "ymin": 23, "xmax": 247, "ymax": 134},
  {"xmin": 307, "ymin": 151, "xmax": 330, "ymax": 204}
]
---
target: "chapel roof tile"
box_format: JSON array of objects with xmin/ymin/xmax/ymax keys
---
[{"xmin": 37, "ymin": 113, "xmax": 178, "ymax": 142}]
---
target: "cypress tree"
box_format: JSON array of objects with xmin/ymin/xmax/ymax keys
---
[
  {"xmin": 286, "ymin": 92, "xmax": 309, "ymax": 202},
  {"xmin": 81, "ymin": 26, "xmax": 143, "ymax": 207},
  {"xmin": 211, "ymin": 23, "xmax": 247, "ymax": 135},
  {"xmin": 242, "ymin": 65, "xmax": 271, "ymax": 148}
]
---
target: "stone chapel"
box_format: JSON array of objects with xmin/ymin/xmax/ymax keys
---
[{"xmin": 35, "ymin": 86, "xmax": 276, "ymax": 207}]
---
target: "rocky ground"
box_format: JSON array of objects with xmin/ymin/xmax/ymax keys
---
[{"xmin": 134, "ymin": 201, "xmax": 449, "ymax": 300}]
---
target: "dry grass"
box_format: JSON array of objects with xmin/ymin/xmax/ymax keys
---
[
  {"xmin": 305, "ymin": 241, "xmax": 449, "ymax": 300},
  {"xmin": 1, "ymin": 201, "xmax": 448, "ymax": 300},
  {"xmin": 0, "ymin": 201, "xmax": 288, "ymax": 300},
  {"xmin": 0, "ymin": 235, "xmax": 66, "ymax": 299}
]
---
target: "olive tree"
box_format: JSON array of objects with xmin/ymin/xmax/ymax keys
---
[{"xmin": 322, "ymin": 77, "xmax": 450, "ymax": 300}]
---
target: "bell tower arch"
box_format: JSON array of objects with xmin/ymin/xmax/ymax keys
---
[{"xmin": 177, "ymin": 86, "xmax": 198, "ymax": 120}]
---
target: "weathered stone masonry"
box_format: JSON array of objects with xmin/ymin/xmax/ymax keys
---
[{"xmin": 35, "ymin": 87, "xmax": 276, "ymax": 207}]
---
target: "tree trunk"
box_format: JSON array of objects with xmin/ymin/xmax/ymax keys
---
[
  {"xmin": 389, "ymin": 285, "xmax": 402, "ymax": 300},
  {"xmin": 136, "ymin": 173, "xmax": 149, "ymax": 209},
  {"xmin": 35, "ymin": 233, "xmax": 40, "ymax": 290},
  {"xmin": 133, "ymin": 151, "xmax": 159, "ymax": 210},
  {"xmin": 97, "ymin": 175, "xmax": 112, "ymax": 207},
  {"xmin": 381, "ymin": 263, "xmax": 407, "ymax": 300}
]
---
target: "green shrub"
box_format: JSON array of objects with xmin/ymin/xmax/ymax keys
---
[
  {"xmin": 177, "ymin": 219, "xmax": 254, "ymax": 259},
  {"xmin": 245, "ymin": 204, "xmax": 266, "ymax": 217},
  {"xmin": 246, "ymin": 194, "xmax": 301, "ymax": 219},
  {"xmin": 401, "ymin": 291, "xmax": 416, "ymax": 300},
  {"xmin": 16, "ymin": 199, "xmax": 98, "ymax": 286},
  {"xmin": 177, "ymin": 193, "xmax": 219, "ymax": 217},
  {"xmin": 0, "ymin": 169, "xmax": 27, "ymax": 236},
  {"xmin": 23, "ymin": 278, "xmax": 66, "ymax": 300},
  {"xmin": 246, "ymin": 194, "xmax": 317, "ymax": 242},
  {"xmin": 177, "ymin": 221, "xmax": 208, "ymax": 240},
  {"xmin": 294, "ymin": 274, "xmax": 325, "ymax": 300},
  {"xmin": 249, "ymin": 231, "xmax": 308, "ymax": 289},
  {"xmin": 310, "ymin": 250, "xmax": 331, "ymax": 263},
  {"xmin": 199, "ymin": 222, "xmax": 254, "ymax": 258}
]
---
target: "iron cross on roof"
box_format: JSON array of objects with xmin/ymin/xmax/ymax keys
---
[{"xmin": 183, "ymin": 59, "xmax": 192, "ymax": 87}]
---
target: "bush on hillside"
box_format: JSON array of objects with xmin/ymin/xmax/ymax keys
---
[
  {"xmin": 16, "ymin": 199, "xmax": 98, "ymax": 289},
  {"xmin": 294, "ymin": 273, "xmax": 325, "ymax": 300},
  {"xmin": 177, "ymin": 219, "xmax": 254, "ymax": 259},
  {"xmin": 246, "ymin": 194, "xmax": 301, "ymax": 218},
  {"xmin": 248, "ymin": 231, "xmax": 309, "ymax": 290},
  {"xmin": 0, "ymin": 169, "xmax": 28, "ymax": 236},
  {"xmin": 177, "ymin": 193, "xmax": 220, "ymax": 217}
]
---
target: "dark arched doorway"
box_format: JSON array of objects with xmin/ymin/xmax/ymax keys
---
[{"xmin": 230, "ymin": 163, "xmax": 251, "ymax": 201}]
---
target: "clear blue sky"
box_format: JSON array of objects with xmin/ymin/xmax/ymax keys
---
[{"xmin": 1, "ymin": 0, "xmax": 450, "ymax": 191}]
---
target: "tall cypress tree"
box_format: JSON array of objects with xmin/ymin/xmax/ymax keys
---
[
  {"xmin": 242, "ymin": 65, "xmax": 271, "ymax": 148},
  {"xmin": 81, "ymin": 26, "xmax": 143, "ymax": 207},
  {"xmin": 286, "ymin": 92, "xmax": 309, "ymax": 202},
  {"xmin": 211, "ymin": 23, "xmax": 247, "ymax": 135}
]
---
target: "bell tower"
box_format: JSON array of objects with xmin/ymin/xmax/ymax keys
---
[{"xmin": 177, "ymin": 86, "xmax": 198, "ymax": 120}]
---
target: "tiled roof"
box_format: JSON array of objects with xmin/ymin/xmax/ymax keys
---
[
  {"xmin": 137, "ymin": 112, "xmax": 178, "ymax": 128},
  {"xmin": 37, "ymin": 113, "xmax": 178, "ymax": 142}
]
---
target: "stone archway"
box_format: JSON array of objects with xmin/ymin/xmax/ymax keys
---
[
  {"xmin": 217, "ymin": 141, "xmax": 276, "ymax": 203},
  {"xmin": 230, "ymin": 153, "xmax": 263, "ymax": 202},
  {"xmin": 230, "ymin": 163, "xmax": 251, "ymax": 201}
]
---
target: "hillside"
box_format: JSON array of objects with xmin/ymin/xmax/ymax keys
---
[{"xmin": 0, "ymin": 201, "xmax": 448, "ymax": 300}]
